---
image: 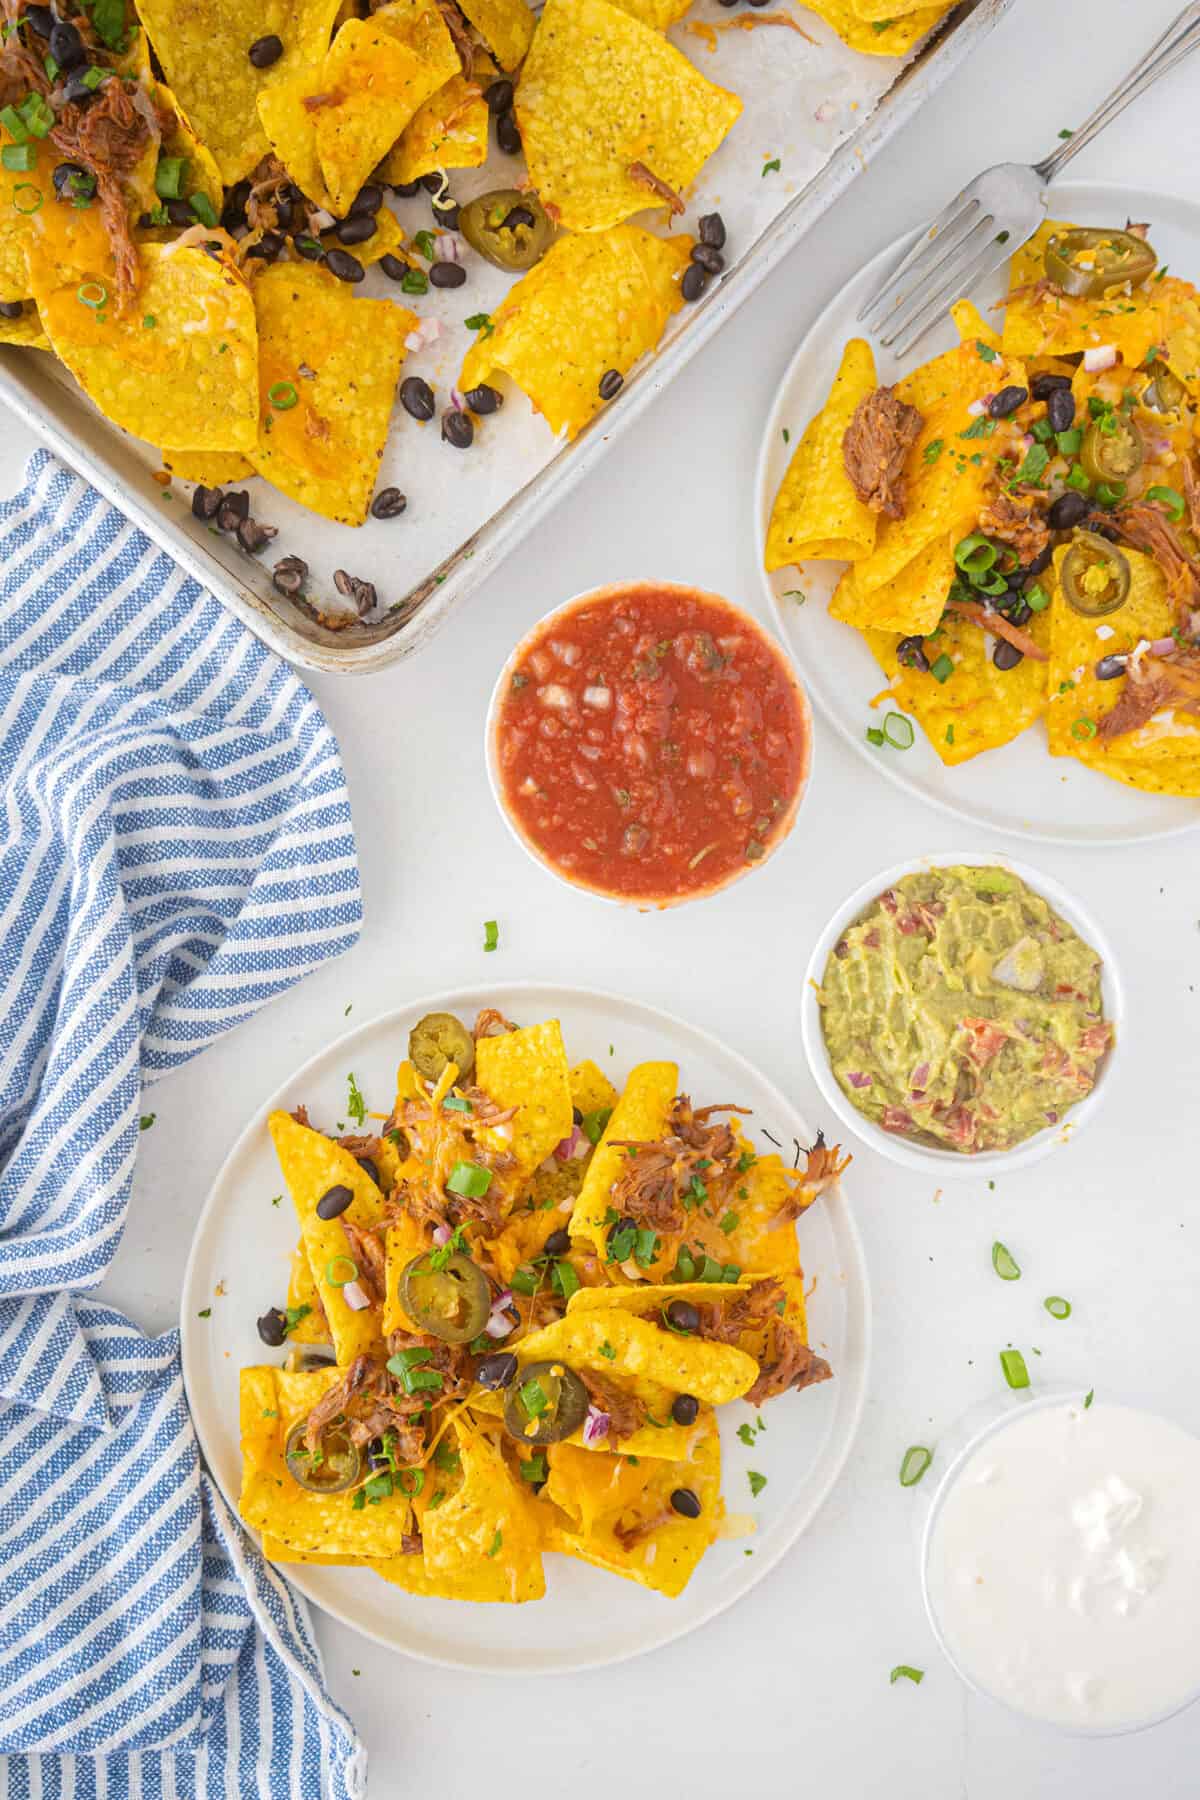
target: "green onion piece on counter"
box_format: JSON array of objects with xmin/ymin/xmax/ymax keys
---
[
  {"xmin": 1044, "ymin": 1296, "xmax": 1072, "ymax": 1320},
  {"xmin": 890, "ymin": 1666, "xmax": 924, "ymax": 1686},
  {"xmin": 483, "ymin": 919, "xmax": 499, "ymax": 952},
  {"xmin": 898, "ymin": 1445, "xmax": 933, "ymax": 1488},
  {"xmin": 999, "ymin": 1348, "xmax": 1030, "ymax": 1390},
  {"xmin": 866, "ymin": 725, "xmax": 884, "ymax": 747},
  {"xmin": 991, "ymin": 1241, "xmax": 1021, "ymax": 1281}
]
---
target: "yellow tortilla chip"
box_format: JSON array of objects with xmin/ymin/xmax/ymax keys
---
[
  {"xmin": 475, "ymin": 1019, "xmax": 574, "ymax": 1174},
  {"xmin": 269, "ymin": 1108, "xmax": 386, "ymax": 1363},
  {"xmin": 1065, "ymin": 751, "xmax": 1200, "ymax": 798},
  {"xmin": 866, "ymin": 600, "xmax": 1050, "ymax": 766},
  {"xmin": 256, "ymin": 71, "xmax": 336, "ymax": 214},
  {"xmin": 379, "ymin": 72, "xmax": 490, "ymax": 185},
  {"xmin": 32, "ymin": 245, "xmax": 257, "ymax": 453},
  {"xmin": 766, "ymin": 338, "xmax": 879, "ymax": 571},
  {"xmin": 1002, "ymin": 220, "xmax": 1167, "ymax": 364},
  {"xmin": 605, "ymin": 0, "xmax": 693, "ymax": 26},
  {"xmin": 373, "ymin": 0, "xmax": 463, "ymax": 80},
  {"xmin": 460, "ymin": 224, "xmax": 690, "ymax": 440},
  {"xmin": 0, "ymin": 300, "xmax": 48, "ymax": 349},
  {"xmin": 456, "ymin": 0, "xmax": 535, "ymax": 66},
  {"xmin": 285, "ymin": 1239, "xmax": 329, "ymax": 1345},
  {"xmin": 569, "ymin": 1059, "xmax": 619, "ymax": 1120},
  {"xmin": 540, "ymin": 1411, "xmax": 722, "ymax": 1596},
  {"xmin": 315, "ymin": 17, "xmax": 449, "ymax": 217},
  {"xmin": 514, "ymin": 0, "xmax": 741, "ymax": 233},
  {"xmin": 155, "ymin": 83, "xmax": 224, "ymax": 221},
  {"xmin": 0, "ymin": 134, "xmax": 125, "ymax": 300},
  {"xmin": 248, "ymin": 261, "xmax": 414, "ymax": 525},
  {"xmin": 160, "ymin": 450, "xmax": 256, "ymax": 484},
  {"xmin": 239, "ymin": 1366, "xmax": 417, "ymax": 1556},
  {"xmin": 569, "ymin": 1059, "xmax": 677, "ymax": 1257},
  {"xmin": 419, "ymin": 1422, "xmax": 545, "ymax": 1600},
  {"xmin": 830, "ymin": 533, "xmax": 954, "ymax": 636},
  {"xmin": 950, "ymin": 297, "xmax": 1001, "ymax": 353},
  {"xmin": 495, "ymin": 1309, "xmax": 758, "ymax": 1405},
  {"xmin": 137, "ymin": 0, "xmax": 344, "ymax": 185},
  {"xmin": 803, "ymin": 0, "xmax": 950, "ymax": 53},
  {"xmin": 570, "ymin": 1269, "xmax": 810, "ymax": 1359}
]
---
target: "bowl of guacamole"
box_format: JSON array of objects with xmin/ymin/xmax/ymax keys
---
[{"xmin": 801, "ymin": 855, "xmax": 1123, "ymax": 1175}]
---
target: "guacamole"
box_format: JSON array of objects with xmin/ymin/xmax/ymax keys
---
[{"xmin": 818, "ymin": 866, "xmax": 1112, "ymax": 1154}]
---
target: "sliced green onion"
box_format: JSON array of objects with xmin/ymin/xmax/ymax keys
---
[
  {"xmin": 1, "ymin": 143, "xmax": 34, "ymax": 171},
  {"xmin": 883, "ymin": 711, "xmax": 915, "ymax": 750},
  {"xmin": 77, "ymin": 280, "xmax": 107, "ymax": 308},
  {"xmin": 999, "ymin": 1348, "xmax": 1030, "ymax": 1390},
  {"xmin": 154, "ymin": 155, "xmax": 186, "ymax": 199},
  {"xmin": 899, "ymin": 1444, "xmax": 933, "ymax": 1487},
  {"xmin": 520, "ymin": 1452, "xmax": 548, "ymax": 1483},
  {"xmin": 721, "ymin": 1263, "xmax": 741, "ymax": 1283},
  {"xmin": 1084, "ymin": 1387, "xmax": 1094, "ymax": 1408},
  {"xmin": 866, "ymin": 725, "xmax": 884, "ymax": 747},
  {"xmin": 483, "ymin": 918, "xmax": 499, "ymax": 952},
  {"xmin": 991, "ymin": 1241, "xmax": 1021, "ymax": 1281},
  {"xmin": 890, "ymin": 1665, "xmax": 924, "ymax": 1686},
  {"xmin": 43, "ymin": 53, "xmax": 59, "ymax": 81},
  {"xmin": 632, "ymin": 1226, "xmax": 658, "ymax": 1268},
  {"xmin": 442, "ymin": 1094, "xmax": 472, "ymax": 1113},
  {"xmin": 18, "ymin": 92, "xmax": 53, "ymax": 138},
  {"xmin": 388, "ymin": 1346, "xmax": 432, "ymax": 1370},
  {"xmin": 954, "ymin": 532, "xmax": 997, "ymax": 575},
  {"xmin": 81, "ymin": 66, "xmax": 105, "ymax": 91},
  {"xmin": 405, "ymin": 1367, "xmax": 443, "ymax": 1393},
  {"xmin": 1056, "ymin": 427, "xmax": 1083, "ymax": 456},
  {"xmin": 1066, "ymin": 463, "xmax": 1091, "ymax": 495},
  {"xmin": 401, "ymin": 268, "xmax": 428, "ymax": 295},
  {"xmin": 1030, "ymin": 417, "xmax": 1054, "ymax": 443},
  {"xmin": 188, "ymin": 192, "xmax": 217, "ymax": 228},
  {"xmin": 13, "ymin": 182, "xmax": 41, "ymax": 215},
  {"xmin": 511, "ymin": 1263, "xmax": 539, "ymax": 1296},
  {"xmin": 446, "ymin": 1159, "xmax": 491, "ymax": 1198},
  {"xmin": 930, "ymin": 653, "xmax": 954, "ymax": 684},
  {"xmin": 398, "ymin": 1466, "xmax": 425, "ymax": 1495},
  {"xmin": 0, "ymin": 103, "xmax": 28, "ymax": 143},
  {"xmin": 1071, "ymin": 716, "xmax": 1097, "ymax": 741},
  {"xmin": 1146, "ymin": 484, "xmax": 1185, "ymax": 522},
  {"xmin": 325, "ymin": 1254, "xmax": 358, "ymax": 1287},
  {"xmin": 268, "ymin": 380, "xmax": 298, "ymax": 411},
  {"xmin": 1044, "ymin": 1295, "xmax": 1072, "ymax": 1320},
  {"xmin": 1093, "ymin": 480, "xmax": 1125, "ymax": 509},
  {"xmin": 520, "ymin": 1377, "xmax": 548, "ymax": 1418}
]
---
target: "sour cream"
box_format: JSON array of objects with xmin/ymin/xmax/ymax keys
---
[{"xmin": 924, "ymin": 1398, "xmax": 1200, "ymax": 1731}]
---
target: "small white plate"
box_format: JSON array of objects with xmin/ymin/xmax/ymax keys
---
[
  {"xmin": 181, "ymin": 983, "xmax": 870, "ymax": 1673},
  {"xmin": 755, "ymin": 179, "xmax": 1200, "ymax": 847},
  {"xmin": 800, "ymin": 851, "xmax": 1125, "ymax": 1179}
]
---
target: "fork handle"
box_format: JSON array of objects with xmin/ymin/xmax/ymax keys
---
[{"xmin": 1033, "ymin": 1, "xmax": 1200, "ymax": 183}]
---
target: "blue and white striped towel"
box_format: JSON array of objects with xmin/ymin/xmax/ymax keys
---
[{"xmin": 0, "ymin": 452, "xmax": 367, "ymax": 1797}]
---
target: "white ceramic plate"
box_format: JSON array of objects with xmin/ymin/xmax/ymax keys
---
[
  {"xmin": 755, "ymin": 179, "xmax": 1200, "ymax": 847},
  {"xmin": 180, "ymin": 984, "xmax": 870, "ymax": 1673}
]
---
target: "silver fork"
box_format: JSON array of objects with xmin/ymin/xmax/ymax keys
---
[{"xmin": 858, "ymin": 0, "xmax": 1200, "ymax": 356}]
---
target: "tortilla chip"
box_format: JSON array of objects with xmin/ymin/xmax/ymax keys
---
[
  {"xmin": 1001, "ymin": 220, "xmax": 1167, "ymax": 364},
  {"xmin": 31, "ymin": 245, "xmax": 257, "ymax": 452},
  {"xmin": 239, "ymin": 1366, "xmax": 417, "ymax": 1555},
  {"xmin": 155, "ymin": 83, "xmax": 224, "ymax": 220},
  {"xmin": 866, "ymin": 600, "xmax": 1050, "ymax": 765},
  {"xmin": 605, "ymin": 0, "xmax": 693, "ymax": 26},
  {"xmin": 1065, "ymin": 751, "xmax": 1200, "ymax": 798},
  {"xmin": 315, "ymin": 17, "xmax": 450, "ymax": 216},
  {"xmin": 160, "ymin": 449, "xmax": 256, "ymax": 484},
  {"xmin": 474, "ymin": 1019, "xmax": 574, "ymax": 1174},
  {"xmin": 418, "ymin": 1421, "xmax": 545, "ymax": 1600},
  {"xmin": 0, "ymin": 300, "xmax": 48, "ymax": 349},
  {"xmin": 830, "ymin": 533, "xmax": 954, "ymax": 636},
  {"xmin": 285, "ymin": 1239, "xmax": 329, "ymax": 1345},
  {"xmin": 269, "ymin": 1108, "xmax": 387, "ymax": 1363},
  {"xmin": 248, "ymin": 261, "xmax": 414, "ymax": 525},
  {"xmin": 570, "ymin": 1269, "xmax": 810, "ymax": 1361},
  {"xmin": 136, "ymin": 0, "xmax": 344, "ymax": 185},
  {"xmin": 373, "ymin": 0, "xmax": 463, "ymax": 80},
  {"xmin": 540, "ymin": 1411, "xmax": 721, "ymax": 1596},
  {"xmin": 456, "ymin": 0, "xmax": 535, "ymax": 67},
  {"xmin": 514, "ymin": 0, "xmax": 741, "ymax": 234},
  {"xmin": 460, "ymin": 224, "xmax": 690, "ymax": 439},
  {"xmin": 256, "ymin": 71, "xmax": 337, "ymax": 213},
  {"xmin": 803, "ymin": 0, "xmax": 950, "ymax": 53},
  {"xmin": 0, "ymin": 133, "xmax": 122, "ymax": 301},
  {"xmin": 569, "ymin": 1059, "xmax": 677, "ymax": 1258},
  {"xmin": 766, "ymin": 338, "xmax": 879, "ymax": 571},
  {"xmin": 379, "ymin": 71, "xmax": 490, "ymax": 185},
  {"xmin": 950, "ymin": 298, "xmax": 1001, "ymax": 353},
  {"xmin": 569, "ymin": 1059, "xmax": 620, "ymax": 1120},
  {"xmin": 493, "ymin": 1309, "xmax": 758, "ymax": 1406}
]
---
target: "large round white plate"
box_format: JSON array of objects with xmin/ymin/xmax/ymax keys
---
[
  {"xmin": 181, "ymin": 984, "xmax": 870, "ymax": 1673},
  {"xmin": 756, "ymin": 179, "xmax": 1200, "ymax": 847}
]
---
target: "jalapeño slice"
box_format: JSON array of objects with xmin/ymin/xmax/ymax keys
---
[
  {"xmin": 284, "ymin": 1420, "xmax": 361, "ymax": 1493},
  {"xmin": 408, "ymin": 1010, "xmax": 475, "ymax": 1083},
  {"xmin": 1043, "ymin": 227, "xmax": 1157, "ymax": 299},
  {"xmin": 1060, "ymin": 531, "xmax": 1132, "ymax": 617},
  {"xmin": 460, "ymin": 188, "xmax": 554, "ymax": 272},
  {"xmin": 1080, "ymin": 417, "xmax": 1143, "ymax": 486},
  {"xmin": 401, "ymin": 1250, "xmax": 490, "ymax": 1344},
  {"xmin": 502, "ymin": 1359, "xmax": 590, "ymax": 1445}
]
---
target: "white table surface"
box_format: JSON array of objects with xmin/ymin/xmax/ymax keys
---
[{"xmin": 8, "ymin": 0, "xmax": 1200, "ymax": 1790}]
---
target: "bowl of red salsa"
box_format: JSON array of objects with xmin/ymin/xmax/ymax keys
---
[{"xmin": 486, "ymin": 581, "xmax": 812, "ymax": 907}]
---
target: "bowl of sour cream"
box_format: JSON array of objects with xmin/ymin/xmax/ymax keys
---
[{"xmin": 921, "ymin": 1391, "xmax": 1200, "ymax": 1734}]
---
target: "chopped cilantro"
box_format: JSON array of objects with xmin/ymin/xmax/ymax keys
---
[
  {"xmin": 139, "ymin": 1113, "xmax": 156, "ymax": 1131},
  {"xmin": 346, "ymin": 1070, "xmax": 367, "ymax": 1127},
  {"xmin": 747, "ymin": 1470, "xmax": 767, "ymax": 1498},
  {"xmin": 922, "ymin": 438, "xmax": 944, "ymax": 464},
  {"xmin": 761, "ymin": 157, "xmax": 780, "ymax": 177},
  {"xmin": 975, "ymin": 339, "xmax": 997, "ymax": 362},
  {"xmin": 197, "ymin": 1307, "xmax": 211, "ymax": 1319}
]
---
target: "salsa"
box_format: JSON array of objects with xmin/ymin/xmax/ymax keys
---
[
  {"xmin": 492, "ymin": 583, "xmax": 810, "ymax": 903},
  {"xmin": 817, "ymin": 866, "xmax": 1113, "ymax": 1154}
]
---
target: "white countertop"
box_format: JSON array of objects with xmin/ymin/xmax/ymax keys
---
[{"xmin": 11, "ymin": 0, "xmax": 1200, "ymax": 1790}]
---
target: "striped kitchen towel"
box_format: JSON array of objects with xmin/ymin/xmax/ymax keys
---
[{"xmin": 0, "ymin": 453, "xmax": 366, "ymax": 1797}]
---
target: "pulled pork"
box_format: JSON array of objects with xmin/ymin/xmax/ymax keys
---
[
  {"xmin": 746, "ymin": 1331, "xmax": 832, "ymax": 1406},
  {"xmin": 611, "ymin": 1096, "xmax": 750, "ymax": 1235},
  {"xmin": 1108, "ymin": 501, "xmax": 1200, "ymax": 616},
  {"xmin": 1097, "ymin": 649, "xmax": 1200, "ymax": 743},
  {"xmin": 628, "ymin": 160, "xmax": 684, "ymax": 216},
  {"xmin": 473, "ymin": 1007, "xmax": 516, "ymax": 1040},
  {"xmin": 694, "ymin": 1276, "xmax": 783, "ymax": 1346},
  {"xmin": 300, "ymin": 1351, "xmax": 434, "ymax": 1466},
  {"xmin": 579, "ymin": 1368, "xmax": 645, "ymax": 1444},
  {"xmin": 770, "ymin": 1134, "xmax": 851, "ymax": 1227},
  {"xmin": 50, "ymin": 75, "xmax": 158, "ymax": 306},
  {"xmin": 977, "ymin": 491, "xmax": 1050, "ymax": 564},
  {"xmin": 339, "ymin": 1217, "xmax": 386, "ymax": 1305},
  {"xmin": 842, "ymin": 386, "xmax": 924, "ymax": 519},
  {"xmin": 692, "ymin": 1276, "xmax": 834, "ymax": 1405},
  {"xmin": 947, "ymin": 597, "xmax": 1049, "ymax": 662}
]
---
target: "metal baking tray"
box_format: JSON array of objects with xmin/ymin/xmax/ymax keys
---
[{"xmin": 0, "ymin": 0, "xmax": 1010, "ymax": 676}]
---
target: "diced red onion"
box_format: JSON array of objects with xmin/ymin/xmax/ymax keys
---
[
  {"xmin": 910, "ymin": 1062, "xmax": 930, "ymax": 1089},
  {"xmin": 433, "ymin": 235, "xmax": 461, "ymax": 264},
  {"xmin": 1148, "ymin": 635, "xmax": 1178, "ymax": 656},
  {"xmin": 432, "ymin": 1223, "xmax": 452, "ymax": 1247},
  {"xmin": 555, "ymin": 1125, "xmax": 586, "ymax": 1162},
  {"xmin": 1083, "ymin": 345, "xmax": 1117, "ymax": 373},
  {"xmin": 814, "ymin": 100, "xmax": 835, "ymax": 123},
  {"xmin": 1046, "ymin": 1110, "xmax": 1059, "ymax": 1124},
  {"xmin": 484, "ymin": 1290, "xmax": 514, "ymax": 1339},
  {"xmin": 450, "ymin": 387, "xmax": 466, "ymax": 412},
  {"xmin": 582, "ymin": 1405, "xmax": 611, "ymax": 1446},
  {"xmin": 846, "ymin": 1071, "xmax": 872, "ymax": 1090},
  {"xmin": 343, "ymin": 1281, "xmax": 371, "ymax": 1312},
  {"xmin": 967, "ymin": 397, "xmax": 987, "ymax": 417}
]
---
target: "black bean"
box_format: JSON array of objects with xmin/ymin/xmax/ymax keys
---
[
  {"xmin": 1030, "ymin": 371, "xmax": 1072, "ymax": 400},
  {"xmin": 420, "ymin": 172, "xmax": 446, "ymax": 193},
  {"xmin": 296, "ymin": 1350, "xmax": 335, "ymax": 1371},
  {"xmin": 477, "ymin": 1351, "xmax": 518, "ymax": 1389},
  {"xmin": 572, "ymin": 1106, "xmax": 583, "ymax": 1125},
  {"xmin": 1046, "ymin": 387, "xmax": 1076, "ymax": 433},
  {"xmin": 216, "ymin": 490, "xmax": 250, "ymax": 532},
  {"xmin": 896, "ymin": 634, "xmax": 929, "ymax": 672},
  {"xmin": 671, "ymin": 1393, "xmax": 699, "ymax": 1426},
  {"xmin": 49, "ymin": 21, "xmax": 85, "ymax": 69},
  {"xmin": 0, "ymin": 300, "xmax": 23, "ymax": 320},
  {"xmin": 390, "ymin": 180, "xmax": 421, "ymax": 198},
  {"xmin": 337, "ymin": 214, "xmax": 376, "ymax": 245},
  {"xmin": 717, "ymin": 0, "xmax": 738, "ymax": 9},
  {"xmin": 670, "ymin": 1487, "xmax": 702, "ymax": 1519},
  {"xmin": 1021, "ymin": 544, "xmax": 1053, "ymax": 579},
  {"xmin": 274, "ymin": 190, "xmax": 296, "ymax": 232},
  {"xmin": 400, "ymin": 375, "xmax": 435, "ymax": 421},
  {"xmin": 502, "ymin": 205, "xmax": 534, "ymax": 231},
  {"xmin": 988, "ymin": 384, "xmax": 1028, "ymax": 420},
  {"xmin": 666, "ymin": 1299, "xmax": 699, "ymax": 1333},
  {"xmin": 681, "ymin": 263, "xmax": 709, "ymax": 303},
  {"xmin": 463, "ymin": 382, "xmax": 502, "ymax": 414},
  {"xmin": 698, "ymin": 212, "xmax": 726, "ymax": 249},
  {"xmin": 23, "ymin": 6, "xmax": 54, "ymax": 39},
  {"xmin": 356, "ymin": 1156, "xmax": 380, "ymax": 1184},
  {"xmin": 431, "ymin": 197, "xmax": 459, "ymax": 230},
  {"xmin": 166, "ymin": 198, "xmax": 195, "ymax": 228},
  {"xmin": 544, "ymin": 1227, "xmax": 571, "ymax": 1257},
  {"xmin": 256, "ymin": 1307, "xmax": 288, "ymax": 1347},
  {"xmin": 485, "ymin": 78, "xmax": 514, "ymax": 115},
  {"xmin": 429, "ymin": 259, "xmax": 466, "ymax": 289},
  {"xmin": 61, "ymin": 72, "xmax": 100, "ymax": 106},
  {"xmin": 370, "ymin": 486, "xmax": 407, "ymax": 519},
  {"xmin": 1048, "ymin": 490, "xmax": 1089, "ymax": 532},
  {"xmin": 272, "ymin": 554, "xmax": 308, "ymax": 598},
  {"xmin": 1087, "ymin": 517, "xmax": 1121, "ymax": 541},
  {"xmin": 350, "ymin": 183, "xmax": 384, "ymax": 217},
  {"xmin": 325, "ymin": 248, "xmax": 364, "ymax": 284},
  {"xmin": 236, "ymin": 516, "xmax": 277, "ymax": 554},
  {"xmin": 52, "ymin": 162, "xmax": 90, "ymax": 200},
  {"xmin": 690, "ymin": 243, "xmax": 724, "ymax": 275},
  {"xmin": 1096, "ymin": 654, "xmax": 1128, "ymax": 681},
  {"xmin": 316, "ymin": 1183, "xmax": 354, "ymax": 1221},
  {"xmin": 248, "ymin": 33, "xmax": 284, "ymax": 67},
  {"xmin": 221, "ymin": 179, "xmax": 251, "ymax": 231},
  {"xmin": 379, "ymin": 252, "xmax": 409, "ymax": 283},
  {"xmin": 999, "ymin": 596, "xmax": 1031, "ymax": 627},
  {"xmin": 293, "ymin": 234, "xmax": 325, "ymax": 262},
  {"xmin": 442, "ymin": 409, "xmax": 474, "ymax": 448},
  {"xmin": 496, "ymin": 110, "xmax": 521, "ymax": 155},
  {"xmin": 992, "ymin": 638, "xmax": 1024, "ymax": 671},
  {"xmin": 333, "ymin": 568, "xmax": 377, "ymax": 615},
  {"xmin": 599, "ymin": 368, "xmax": 623, "ymax": 401},
  {"xmin": 747, "ymin": 0, "xmax": 770, "ymax": 7},
  {"xmin": 191, "ymin": 484, "xmax": 223, "ymax": 520}
]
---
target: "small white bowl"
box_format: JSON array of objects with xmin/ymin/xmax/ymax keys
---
[
  {"xmin": 485, "ymin": 580, "xmax": 813, "ymax": 910},
  {"xmin": 799, "ymin": 850, "xmax": 1124, "ymax": 1179}
]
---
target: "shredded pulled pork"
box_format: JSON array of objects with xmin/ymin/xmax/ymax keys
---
[
  {"xmin": 947, "ymin": 597, "xmax": 1049, "ymax": 662},
  {"xmin": 628, "ymin": 160, "xmax": 684, "ymax": 216},
  {"xmin": 611, "ymin": 1096, "xmax": 751, "ymax": 1235},
  {"xmin": 473, "ymin": 1007, "xmax": 516, "ymax": 1040},
  {"xmin": 1097, "ymin": 649, "xmax": 1200, "ymax": 742},
  {"xmin": 745, "ymin": 1329, "xmax": 832, "ymax": 1406},
  {"xmin": 694, "ymin": 1276, "xmax": 783, "ymax": 1346},
  {"xmin": 579, "ymin": 1368, "xmax": 645, "ymax": 1444},
  {"xmin": 613, "ymin": 1507, "xmax": 675, "ymax": 1551},
  {"xmin": 770, "ymin": 1133, "xmax": 851, "ymax": 1226},
  {"xmin": 290, "ymin": 1103, "xmax": 312, "ymax": 1127},
  {"xmin": 1108, "ymin": 501, "xmax": 1200, "ymax": 616},
  {"xmin": 50, "ymin": 77, "xmax": 158, "ymax": 307},
  {"xmin": 434, "ymin": 0, "xmax": 476, "ymax": 73},
  {"xmin": 842, "ymin": 386, "xmax": 924, "ymax": 519},
  {"xmin": 978, "ymin": 491, "xmax": 1050, "ymax": 564},
  {"xmin": 691, "ymin": 1277, "xmax": 834, "ymax": 1404},
  {"xmin": 300, "ymin": 1351, "xmax": 439, "ymax": 1466},
  {"xmin": 301, "ymin": 1353, "xmax": 374, "ymax": 1453},
  {"xmin": 337, "ymin": 1131, "xmax": 384, "ymax": 1160},
  {"xmin": 339, "ymin": 1217, "xmax": 386, "ymax": 1305},
  {"xmin": 1183, "ymin": 454, "xmax": 1200, "ymax": 539}
]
